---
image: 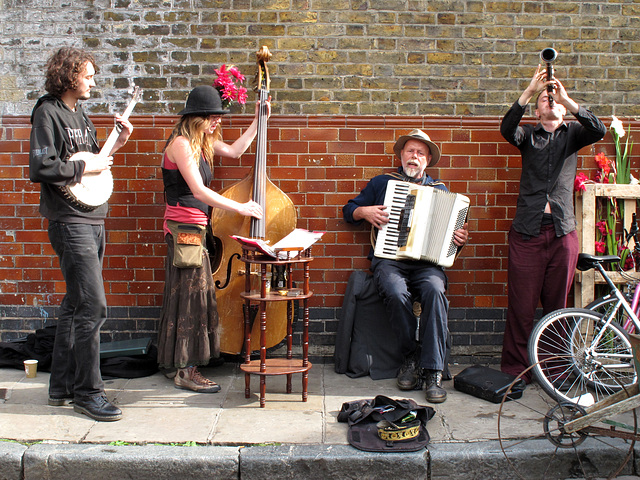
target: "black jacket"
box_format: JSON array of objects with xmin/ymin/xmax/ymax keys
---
[{"xmin": 29, "ymin": 94, "xmax": 106, "ymax": 223}]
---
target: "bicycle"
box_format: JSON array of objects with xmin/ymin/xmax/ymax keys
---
[
  {"xmin": 527, "ymin": 213, "xmax": 640, "ymax": 407},
  {"xmin": 527, "ymin": 253, "xmax": 639, "ymax": 407}
]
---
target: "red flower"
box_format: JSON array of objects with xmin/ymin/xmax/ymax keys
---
[
  {"xmin": 595, "ymin": 152, "xmax": 612, "ymax": 182},
  {"xmin": 595, "ymin": 241, "xmax": 606, "ymax": 253},
  {"xmin": 574, "ymin": 172, "xmax": 589, "ymax": 192},
  {"xmin": 618, "ymin": 245, "xmax": 634, "ymax": 270}
]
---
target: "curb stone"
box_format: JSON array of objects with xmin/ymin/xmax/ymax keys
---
[
  {"xmin": 2, "ymin": 443, "xmax": 430, "ymax": 480},
  {"xmin": 429, "ymin": 439, "xmax": 637, "ymax": 480},
  {"xmin": 22, "ymin": 443, "xmax": 239, "ymax": 480},
  {"xmin": 0, "ymin": 442, "xmax": 26, "ymax": 480},
  {"xmin": 2, "ymin": 440, "xmax": 639, "ymax": 479},
  {"xmin": 238, "ymin": 444, "xmax": 429, "ymax": 479}
]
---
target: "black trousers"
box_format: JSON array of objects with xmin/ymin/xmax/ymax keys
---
[{"xmin": 47, "ymin": 221, "xmax": 107, "ymax": 400}]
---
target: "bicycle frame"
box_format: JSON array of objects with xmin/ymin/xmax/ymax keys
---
[{"xmin": 587, "ymin": 261, "xmax": 640, "ymax": 370}]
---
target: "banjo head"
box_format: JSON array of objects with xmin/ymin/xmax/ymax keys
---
[{"xmin": 60, "ymin": 152, "xmax": 114, "ymax": 211}]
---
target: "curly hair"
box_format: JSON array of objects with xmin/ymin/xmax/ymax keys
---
[{"xmin": 44, "ymin": 47, "xmax": 96, "ymax": 97}]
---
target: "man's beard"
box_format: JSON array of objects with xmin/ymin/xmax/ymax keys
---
[{"xmin": 403, "ymin": 166, "xmax": 422, "ymax": 178}]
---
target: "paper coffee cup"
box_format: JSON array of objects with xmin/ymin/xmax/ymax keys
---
[{"xmin": 24, "ymin": 359, "xmax": 38, "ymax": 378}]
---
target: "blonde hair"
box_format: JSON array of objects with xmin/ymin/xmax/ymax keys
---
[{"xmin": 164, "ymin": 115, "xmax": 222, "ymax": 167}]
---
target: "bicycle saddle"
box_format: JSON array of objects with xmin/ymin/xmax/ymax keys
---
[{"xmin": 576, "ymin": 253, "xmax": 620, "ymax": 271}]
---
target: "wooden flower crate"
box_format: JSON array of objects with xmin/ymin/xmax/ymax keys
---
[{"xmin": 574, "ymin": 183, "xmax": 640, "ymax": 307}]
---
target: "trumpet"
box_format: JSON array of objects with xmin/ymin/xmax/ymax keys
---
[{"xmin": 540, "ymin": 48, "xmax": 557, "ymax": 104}]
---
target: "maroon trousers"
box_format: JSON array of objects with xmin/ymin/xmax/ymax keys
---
[{"xmin": 500, "ymin": 224, "xmax": 579, "ymax": 381}]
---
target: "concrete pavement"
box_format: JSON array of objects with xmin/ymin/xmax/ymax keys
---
[{"xmin": 1, "ymin": 361, "xmax": 640, "ymax": 479}]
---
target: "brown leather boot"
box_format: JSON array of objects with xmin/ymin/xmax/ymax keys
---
[{"xmin": 174, "ymin": 366, "xmax": 221, "ymax": 393}]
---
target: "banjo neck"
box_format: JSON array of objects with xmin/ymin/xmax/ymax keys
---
[
  {"xmin": 99, "ymin": 86, "xmax": 141, "ymax": 156},
  {"xmin": 62, "ymin": 85, "xmax": 142, "ymax": 212}
]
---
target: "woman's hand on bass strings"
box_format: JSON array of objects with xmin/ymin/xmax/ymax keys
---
[{"xmin": 238, "ymin": 200, "xmax": 264, "ymax": 219}]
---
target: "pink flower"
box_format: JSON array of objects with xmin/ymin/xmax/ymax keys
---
[
  {"xmin": 617, "ymin": 245, "xmax": 635, "ymax": 270},
  {"xmin": 237, "ymin": 86, "xmax": 248, "ymax": 104},
  {"xmin": 574, "ymin": 172, "xmax": 589, "ymax": 192},
  {"xmin": 213, "ymin": 64, "xmax": 247, "ymax": 108},
  {"xmin": 625, "ymin": 254, "xmax": 635, "ymax": 271},
  {"xmin": 596, "ymin": 220, "xmax": 607, "ymax": 235},
  {"xmin": 229, "ymin": 66, "xmax": 245, "ymax": 83},
  {"xmin": 595, "ymin": 241, "xmax": 606, "ymax": 253}
]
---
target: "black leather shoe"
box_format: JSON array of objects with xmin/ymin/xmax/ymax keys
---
[
  {"xmin": 424, "ymin": 370, "xmax": 447, "ymax": 403},
  {"xmin": 396, "ymin": 354, "xmax": 420, "ymax": 391},
  {"xmin": 74, "ymin": 395, "xmax": 122, "ymax": 422}
]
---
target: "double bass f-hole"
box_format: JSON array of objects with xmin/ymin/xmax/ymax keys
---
[{"xmin": 214, "ymin": 252, "xmax": 241, "ymax": 289}]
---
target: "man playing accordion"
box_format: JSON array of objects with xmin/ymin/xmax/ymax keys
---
[{"xmin": 343, "ymin": 129, "xmax": 469, "ymax": 403}]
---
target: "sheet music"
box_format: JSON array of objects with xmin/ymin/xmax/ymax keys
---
[{"xmin": 231, "ymin": 229, "xmax": 324, "ymax": 259}]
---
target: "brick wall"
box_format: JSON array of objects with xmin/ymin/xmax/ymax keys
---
[
  {"xmin": 1, "ymin": 113, "xmax": 637, "ymax": 363},
  {"xmin": 2, "ymin": 0, "xmax": 640, "ymax": 362},
  {"xmin": 2, "ymin": 1, "xmax": 640, "ymax": 117}
]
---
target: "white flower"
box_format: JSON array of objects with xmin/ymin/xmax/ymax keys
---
[
  {"xmin": 630, "ymin": 174, "xmax": 638, "ymax": 185},
  {"xmin": 611, "ymin": 115, "xmax": 626, "ymax": 139}
]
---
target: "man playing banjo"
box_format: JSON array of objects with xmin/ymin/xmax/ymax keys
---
[{"xmin": 29, "ymin": 46, "xmax": 133, "ymax": 421}]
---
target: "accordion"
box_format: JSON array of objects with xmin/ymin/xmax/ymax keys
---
[{"xmin": 373, "ymin": 180, "xmax": 470, "ymax": 268}]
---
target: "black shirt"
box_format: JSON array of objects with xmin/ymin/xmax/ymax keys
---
[{"xmin": 500, "ymin": 101, "xmax": 606, "ymax": 237}]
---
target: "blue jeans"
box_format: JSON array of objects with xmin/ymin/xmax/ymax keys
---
[
  {"xmin": 371, "ymin": 258, "xmax": 449, "ymax": 371},
  {"xmin": 47, "ymin": 221, "xmax": 107, "ymax": 400}
]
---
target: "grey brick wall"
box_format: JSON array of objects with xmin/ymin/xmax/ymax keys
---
[{"xmin": 2, "ymin": 1, "xmax": 640, "ymax": 116}]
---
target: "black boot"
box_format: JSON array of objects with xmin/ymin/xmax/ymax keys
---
[
  {"xmin": 424, "ymin": 369, "xmax": 447, "ymax": 403},
  {"xmin": 396, "ymin": 353, "xmax": 420, "ymax": 390},
  {"xmin": 74, "ymin": 394, "xmax": 122, "ymax": 421}
]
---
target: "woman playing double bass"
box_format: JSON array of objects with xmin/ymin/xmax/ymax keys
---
[{"xmin": 157, "ymin": 84, "xmax": 268, "ymax": 393}]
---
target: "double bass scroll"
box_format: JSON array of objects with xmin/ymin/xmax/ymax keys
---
[{"xmin": 210, "ymin": 47, "xmax": 297, "ymax": 355}]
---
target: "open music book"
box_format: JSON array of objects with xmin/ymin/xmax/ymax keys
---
[{"xmin": 231, "ymin": 228, "xmax": 324, "ymax": 259}]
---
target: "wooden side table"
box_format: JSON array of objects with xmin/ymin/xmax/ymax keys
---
[{"xmin": 239, "ymin": 247, "xmax": 313, "ymax": 407}]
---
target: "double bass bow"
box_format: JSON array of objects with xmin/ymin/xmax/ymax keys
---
[{"xmin": 211, "ymin": 47, "xmax": 297, "ymax": 355}]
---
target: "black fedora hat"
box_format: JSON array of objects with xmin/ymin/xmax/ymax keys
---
[
  {"xmin": 393, "ymin": 129, "xmax": 441, "ymax": 167},
  {"xmin": 178, "ymin": 85, "xmax": 230, "ymax": 116}
]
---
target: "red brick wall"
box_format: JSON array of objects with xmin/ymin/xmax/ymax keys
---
[{"xmin": 1, "ymin": 113, "xmax": 636, "ymax": 357}]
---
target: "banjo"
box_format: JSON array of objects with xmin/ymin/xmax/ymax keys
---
[{"xmin": 60, "ymin": 86, "xmax": 142, "ymax": 211}]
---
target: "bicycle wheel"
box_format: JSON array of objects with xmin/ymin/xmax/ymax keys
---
[
  {"xmin": 528, "ymin": 308, "xmax": 636, "ymax": 406},
  {"xmin": 498, "ymin": 361, "xmax": 637, "ymax": 480}
]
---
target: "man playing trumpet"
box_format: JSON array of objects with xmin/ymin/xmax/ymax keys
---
[{"xmin": 500, "ymin": 59, "xmax": 607, "ymax": 381}]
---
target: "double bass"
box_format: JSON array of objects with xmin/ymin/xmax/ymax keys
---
[{"xmin": 211, "ymin": 47, "xmax": 297, "ymax": 355}]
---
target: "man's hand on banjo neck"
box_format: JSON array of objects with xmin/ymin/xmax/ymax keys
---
[{"xmin": 72, "ymin": 112, "xmax": 133, "ymax": 175}]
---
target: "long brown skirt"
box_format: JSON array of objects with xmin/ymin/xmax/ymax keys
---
[{"xmin": 157, "ymin": 234, "xmax": 220, "ymax": 369}]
